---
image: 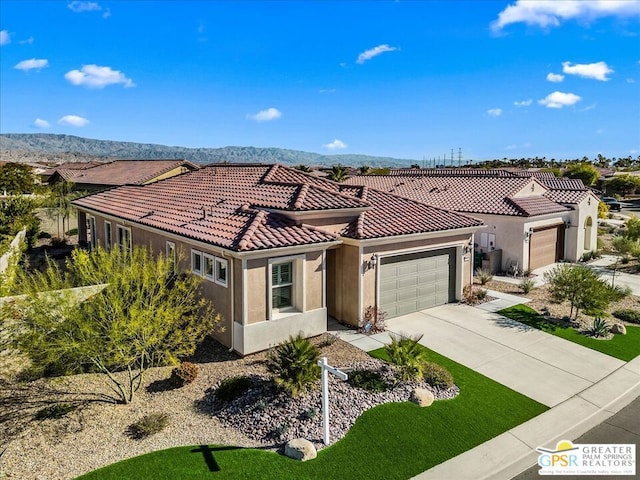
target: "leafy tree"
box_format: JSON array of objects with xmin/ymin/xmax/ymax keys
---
[
  {"xmin": 0, "ymin": 196, "xmax": 40, "ymax": 250},
  {"xmin": 564, "ymin": 163, "xmax": 599, "ymax": 186},
  {"xmin": 597, "ymin": 201, "xmax": 609, "ymax": 219},
  {"xmin": 605, "ymin": 175, "xmax": 640, "ymax": 197},
  {"xmin": 358, "ymin": 165, "xmax": 371, "ymax": 175},
  {"xmin": 0, "ymin": 163, "xmax": 36, "ymax": 194},
  {"xmin": 44, "ymin": 181, "xmax": 76, "ymax": 238},
  {"xmin": 326, "ymin": 164, "xmax": 349, "ymax": 182},
  {"xmin": 294, "ymin": 164, "xmax": 312, "ymax": 172},
  {"xmin": 625, "ymin": 216, "xmax": 640, "ymax": 242},
  {"xmin": 544, "ymin": 264, "xmax": 627, "ymax": 320},
  {"xmin": 610, "ymin": 236, "xmax": 640, "ymax": 287},
  {"xmin": 5, "ymin": 246, "xmax": 221, "ymax": 404}
]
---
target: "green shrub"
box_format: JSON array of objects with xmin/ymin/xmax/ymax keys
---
[
  {"xmin": 65, "ymin": 227, "xmax": 78, "ymax": 236},
  {"xmin": 34, "ymin": 403, "xmax": 77, "ymax": 420},
  {"xmin": 587, "ymin": 317, "xmax": 609, "ymax": 338},
  {"xmin": 49, "ymin": 237, "xmax": 67, "ymax": 248},
  {"xmin": 298, "ymin": 407, "xmax": 317, "ymax": 421},
  {"xmin": 519, "ymin": 278, "xmax": 536, "ymax": 294},
  {"xmin": 265, "ymin": 334, "xmax": 321, "ymax": 398},
  {"xmin": 214, "ymin": 375, "xmax": 251, "ymax": 402},
  {"xmin": 475, "ymin": 268, "xmax": 493, "ymax": 285},
  {"xmin": 348, "ymin": 369, "xmax": 389, "ymax": 392},
  {"xmin": 37, "ymin": 231, "xmax": 52, "ymax": 239},
  {"xmin": 612, "ymin": 309, "xmax": 640, "ymax": 324},
  {"xmin": 127, "ymin": 413, "xmax": 169, "ymax": 439},
  {"xmin": 318, "ymin": 332, "xmax": 339, "ymax": 348},
  {"xmin": 385, "ymin": 334, "xmax": 425, "ymax": 382},
  {"xmin": 463, "ymin": 285, "xmax": 488, "ymax": 305},
  {"xmin": 170, "ymin": 361, "xmax": 199, "ymax": 386},
  {"xmin": 423, "ymin": 362, "xmax": 454, "ymax": 390}
]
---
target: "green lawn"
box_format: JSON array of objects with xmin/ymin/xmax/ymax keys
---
[
  {"xmin": 498, "ymin": 304, "xmax": 640, "ymax": 361},
  {"xmin": 76, "ymin": 346, "xmax": 547, "ymax": 480}
]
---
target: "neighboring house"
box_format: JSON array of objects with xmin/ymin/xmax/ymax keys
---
[
  {"xmin": 39, "ymin": 161, "xmax": 106, "ymax": 184},
  {"xmin": 72, "ymin": 164, "xmax": 483, "ymax": 355},
  {"xmin": 344, "ymin": 173, "xmax": 599, "ymax": 273},
  {"xmin": 48, "ymin": 159, "xmax": 199, "ymax": 191}
]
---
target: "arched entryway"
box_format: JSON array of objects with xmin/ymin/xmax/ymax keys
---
[{"xmin": 584, "ymin": 216, "xmax": 593, "ymax": 251}]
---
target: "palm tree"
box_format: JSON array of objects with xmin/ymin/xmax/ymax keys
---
[
  {"xmin": 294, "ymin": 164, "xmax": 312, "ymax": 172},
  {"xmin": 327, "ymin": 164, "xmax": 349, "ymax": 182},
  {"xmin": 358, "ymin": 165, "xmax": 370, "ymax": 175}
]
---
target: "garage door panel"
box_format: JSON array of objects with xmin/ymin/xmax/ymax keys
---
[
  {"xmin": 380, "ymin": 250, "xmax": 454, "ymax": 319},
  {"xmin": 530, "ymin": 226, "xmax": 560, "ymax": 270}
]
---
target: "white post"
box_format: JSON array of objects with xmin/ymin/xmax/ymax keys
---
[
  {"xmin": 320, "ymin": 357, "xmax": 330, "ymax": 445},
  {"xmin": 317, "ymin": 356, "xmax": 348, "ymax": 446}
]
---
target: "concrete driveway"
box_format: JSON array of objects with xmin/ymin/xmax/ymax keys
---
[{"xmin": 331, "ymin": 298, "xmax": 625, "ymax": 408}]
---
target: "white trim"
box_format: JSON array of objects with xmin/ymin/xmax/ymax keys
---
[
  {"xmin": 104, "ymin": 220, "xmax": 112, "ymax": 251},
  {"xmin": 191, "ymin": 249, "xmax": 203, "ymax": 275},
  {"xmin": 203, "ymin": 253, "xmax": 215, "ymax": 281},
  {"xmin": 166, "ymin": 241, "xmax": 176, "ymax": 269},
  {"xmin": 116, "ymin": 224, "xmax": 131, "ymax": 251},
  {"xmin": 214, "ymin": 257, "xmax": 228, "ymax": 287},
  {"xmin": 267, "ymin": 254, "xmax": 305, "ymax": 321},
  {"xmin": 88, "ymin": 215, "xmax": 97, "ymax": 249}
]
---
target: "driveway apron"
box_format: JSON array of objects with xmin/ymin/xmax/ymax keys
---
[{"xmin": 384, "ymin": 303, "xmax": 625, "ymax": 407}]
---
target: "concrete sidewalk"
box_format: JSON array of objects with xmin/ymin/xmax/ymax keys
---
[{"xmin": 328, "ymin": 291, "xmax": 640, "ymax": 480}]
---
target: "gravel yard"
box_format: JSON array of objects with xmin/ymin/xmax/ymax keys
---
[{"xmin": 0, "ymin": 335, "xmax": 455, "ymax": 480}]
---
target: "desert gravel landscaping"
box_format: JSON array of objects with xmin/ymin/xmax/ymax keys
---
[{"xmin": 0, "ymin": 336, "xmax": 454, "ymax": 480}]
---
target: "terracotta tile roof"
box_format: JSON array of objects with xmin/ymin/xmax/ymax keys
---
[
  {"xmin": 388, "ymin": 168, "xmax": 520, "ymax": 177},
  {"xmin": 54, "ymin": 160, "xmax": 198, "ymax": 186},
  {"xmin": 507, "ymin": 196, "xmax": 568, "ymax": 216},
  {"xmin": 73, "ymin": 164, "xmax": 483, "ymax": 251},
  {"xmin": 343, "ymin": 175, "xmax": 570, "ymax": 217}
]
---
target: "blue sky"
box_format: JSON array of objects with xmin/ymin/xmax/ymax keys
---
[{"xmin": 1, "ymin": 1, "xmax": 639, "ymax": 162}]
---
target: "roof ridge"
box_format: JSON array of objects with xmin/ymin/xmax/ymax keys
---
[
  {"xmin": 261, "ymin": 164, "xmax": 280, "ymax": 184},
  {"xmin": 293, "ymin": 183, "xmax": 309, "ymax": 210},
  {"xmin": 237, "ymin": 209, "xmax": 267, "ymax": 251}
]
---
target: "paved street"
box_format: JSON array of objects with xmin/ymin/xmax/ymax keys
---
[{"xmin": 511, "ymin": 394, "xmax": 640, "ymax": 480}]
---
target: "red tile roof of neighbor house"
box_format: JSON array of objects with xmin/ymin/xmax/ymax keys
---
[
  {"xmin": 53, "ymin": 160, "xmax": 199, "ymax": 186},
  {"xmin": 342, "ymin": 175, "xmax": 570, "ymax": 217},
  {"xmin": 73, "ymin": 164, "xmax": 483, "ymax": 252}
]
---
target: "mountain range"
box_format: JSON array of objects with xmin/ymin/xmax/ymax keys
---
[{"xmin": 0, "ymin": 133, "xmax": 418, "ymax": 167}]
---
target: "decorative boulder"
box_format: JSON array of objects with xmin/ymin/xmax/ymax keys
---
[
  {"xmin": 284, "ymin": 438, "xmax": 317, "ymax": 461},
  {"xmin": 611, "ymin": 323, "xmax": 627, "ymax": 335},
  {"xmin": 410, "ymin": 387, "xmax": 435, "ymax": 407}
]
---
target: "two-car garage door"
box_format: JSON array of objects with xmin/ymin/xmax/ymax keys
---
[{"xmin": 380, "ymin": 248, "xmax": 456, "ymax": 319}]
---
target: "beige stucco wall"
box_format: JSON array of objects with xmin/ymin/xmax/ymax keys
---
[
  {"xmin": 326, "ymin": 244, "xmax": 361, "ymax": 326},
  {"xmin": 329, "ymin": 233, "xmax": 475, "ymax": 327},
  {"xmin": 565, "ymin": 194, "xmax": 599, "ymax": 262}
]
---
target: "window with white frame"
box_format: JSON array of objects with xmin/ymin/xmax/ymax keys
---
[
  {"xmin": 203, "ymin": 253, "xmax": 215, "ymax": 281},
  {"xmin": 271, "ymin": 261, "xmax": 294, "ymax": 309},
  {"xmin": 215, "ymin": 257, "xmax": 228, "ymax": 287},
  {"xmin": 116, "ymin": 225, "xmax": 131, "ymax": 251},
  {"xmin": 166, "ymin": 241, "xmax": 176, "ymax": 270},
  {"xmin": 88, "ymin": 216, "xmax": 97, "ymax": 249},
  {"xmin": 191, "ymin": 250, "xmax": 203, "ymax": 275},
  {"xmin": 191, "ymin": 249, "xmax": 228, "ymax": 287},
  {"xmin": 105, "ymin": 221, "xmax": 112, "ymax": 250}
]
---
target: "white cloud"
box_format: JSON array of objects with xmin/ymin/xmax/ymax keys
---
[
  {"xmin": 67, "ymin": 1, "xmax": 102, "ymax": 13},
  {"xmin": 627, "ymin": 78, "xmax": 637, "ymax": 84},
  {"xmin": 487, "ymin": 108, "xmax": 503, "ymax": 117},
  {"xmin": 356, "ymin": 44, "xmax": 397, "ymax": 64},
  {"xmin": 514, "ymin": 99, "xmax": 532, "ymax": 107},
  {"xmin": 14, "ymin": 58, "xmax": 49, "ymax": 71},
  {"xmin": 65, "ymin": 64, "xmax": 135, "ymax": 88},
  {"xmin": 491, "ymin": 0, "xmax": 640, "ymax": 31},
  {"xmin": 319, "ymin": 88, "xmax": 336, "ymax": 94},
  {"xmin": 546, "ymin": 72, "xmax": 565, "ymax": 82},
  {"xmin": 538, "ymin": 91, "xmax": 582, "ymax": 108},
  {"xmin": 246, "ymin": 107, "xmax": 282, "ymax": 122},
  {"xmin": 323, "ymin": 139, "xmax": 347, "ymax": 150},
  {"xmin": 562, "ymin": 61, "xmax": 613, "ymax": 81},
  {"xmin": 19, "ymin": 36, "xmax": 34, "ymax": 45},
  {"xmin": 58, "ymin": 115, "xmax": 90, "ymax": 127},
  {"xmin": 33, "ymin": 118, "xmax": 50, "ymax": 129},
  {"xmin": 0, "ymin": 30, "xmax": 10, "ymax": 46}
]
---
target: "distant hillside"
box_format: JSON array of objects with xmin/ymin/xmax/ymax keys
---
[{"xmin": 0, "ymin": 133, "xmax": 417, "ymax": 167}]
